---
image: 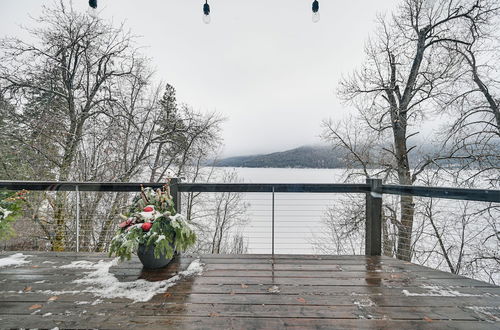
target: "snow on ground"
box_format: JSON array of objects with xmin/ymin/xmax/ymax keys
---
[
  {"xmin": 353, "ymin": 298, "xmax": 375, "ymax": 307},
  {"xmin": 402, "ymin": 285, "xmax": 482, "ymax": 297},
  {"xmin": 0, "ymin": 253, "xmax": 31, "ymax": 268},
  {"xmin": 38, "ymin": 290, "xmax": 81, "ymax": 295},
  {"xmin": 74, "ymin": 301, "xmax": 90, "ymax": 305},
  {"xmin": 267, "ymin": 285, "xmax": 280, "ymax": 293},
  {"xmin": 58, "ymin": 260, "xmax": 100, "ymax": 269},
  {"xmin": 53, "ymin": 258, "xmax": 204, "ymax": 303},
  {"xmin": 466, "ymin": 306, "xmax": 500, "ymax": 321}
]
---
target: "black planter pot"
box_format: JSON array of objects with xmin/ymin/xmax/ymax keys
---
[{"xmin": 137, "ymin": 243, "xmax": 173, "ymax": 269}]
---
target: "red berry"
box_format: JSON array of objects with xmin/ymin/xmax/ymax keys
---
[
  {"xmin": 141, "ymin": 222, "xmax": 152, "ymax": 231},
  {"xmin": 143, "ymin": 206, "xmax": 154, "ymax": 212}
]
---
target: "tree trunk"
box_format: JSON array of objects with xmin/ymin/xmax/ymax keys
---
[
  {"xmin": 397, "ymin": 195, "xmax": 414, "ymax": 261},
  {"xmin": 393, "ymin": 124, "xmax": 414, "ymax": 261},
  {"xmin": 95, "ymin": 193, "xmax": 124, "ymax": 252},
  {"xmin": 389, "ymin": 28, "xmax": 428, "ymax": 261},
  {"xmin": 149, "ymin": 142, "xmax": 165, "ymax": 182},
  {"xmin": 52, "ymin": 191, "xmax": 68, "ymax": 251},
  {"xmin": 52, "ymin": 117, "xmax": 85, "ymax": 251},
  {"xmin": 80, "ymin": 195, "xmax": 104, "ymax": 251},
  {"xmin": 382, "ymin": 216, "xmax": 394, "ymax": 257},
  {"xmin": 471, "ymin": 64, "xmax": 500, "ymax": 133}
]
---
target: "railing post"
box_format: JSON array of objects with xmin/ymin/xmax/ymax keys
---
[
  {"xmin": 272, "ymin": 186, "xmax": 275, "ymax": 258},
  {"xmin": 75, "ymin": 184, "xmax": 80, "ymax": 253},
  {"xmin": 365, "ymin": 178, "xmax": 382, "ymax": 256},
  {"xmin": 171, "ymin": 178, "xmax": 181, "ymax": 214}
]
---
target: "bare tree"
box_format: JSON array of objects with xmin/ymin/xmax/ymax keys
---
[
  {"xmin": 188, "ymin": 169, "xmax": 249, "ymax": 254},
  {"xmin": 315, "ymin": 194, "xmax": 365, "ymax": 255},
  {"xmin": 0, "ymin": 1, "xmax": 228, "ymax": 253},
  {"xmin": 438, "ymin": 3, "xmax": 500, "ymax": 186},
  {"xmin": 323, "ymin": 0, "xmax": 494, "ymax": 261},
  {"xmin": 0, "ymin": 2, "xmax": 143, "ymax": 250}
]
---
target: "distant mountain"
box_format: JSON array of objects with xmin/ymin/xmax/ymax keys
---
[
  {"xmin": 215, "ymin": 146, "xmax": 345, "ymax": 169},
  {"xmin": 214, "ymin": 141, "xmax": 497, "ymax": 169}
]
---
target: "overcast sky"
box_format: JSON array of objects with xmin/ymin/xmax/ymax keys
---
[{"xmin": 0, "ymin": 0, "xmax": 401, "ymax": 156}]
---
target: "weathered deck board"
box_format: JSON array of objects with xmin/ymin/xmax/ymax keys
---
[{"xmin": 0, "ymin": 252, "xmax": 499, "ymax": 329}]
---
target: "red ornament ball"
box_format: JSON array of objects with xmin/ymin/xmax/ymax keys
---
[
  {"xmin": 141, "ymin": 222, "xmax": 152, "ymax": 231},
  {"xmin": 143, "ymin": 206, "xmax": 154, "ymax": 212}
]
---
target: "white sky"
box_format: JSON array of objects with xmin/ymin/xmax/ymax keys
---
[{"xmin": 0, "ymin": 0, "xmax": 401, "ymax": 156}]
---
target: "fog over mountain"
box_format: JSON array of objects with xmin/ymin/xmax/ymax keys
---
[
  {"xmin": 214, "ymin": 142, "xmax": 484, "ymax": 169},
  {"xmin": 215, "ymin": 145, "xmax": 346, "ymax": 168}
]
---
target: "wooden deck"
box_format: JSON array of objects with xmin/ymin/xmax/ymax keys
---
[{"xmin": 0, "ymin": 252, "xmax": 499, "ymax": 329}]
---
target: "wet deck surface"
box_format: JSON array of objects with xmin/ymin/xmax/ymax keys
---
[{"xmin": 0, "ymin": 252, "xmax": 499, "ymax": 329}]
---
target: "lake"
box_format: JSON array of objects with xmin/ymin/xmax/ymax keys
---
[
  {"xmin": 230, "ymin": 167, "xmax": 349, "ymax": 184},
  {"xmin": 216, "ymin": 167, "xmax": 358, "ymax": 255}
]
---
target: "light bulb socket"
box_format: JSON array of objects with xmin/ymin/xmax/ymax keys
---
[
  {"xmin": 203, "ymin": 2, "xmax": 210, "ymax": 16},
  {"xmin": 312, "ymin": 0, "xmax": 319, "ymax": 13}
]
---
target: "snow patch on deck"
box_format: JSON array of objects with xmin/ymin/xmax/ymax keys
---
[
  {"xmin": 402, "ymin": 285, "xmax": 482, "ymax": 297},
  {"xmin": 58, "ymin": 260, "xmax": 102, "ymax": 269},
  {"xmin": 57, "ymin": 258, "xmax": 204, "ymax": 303},
  {"xmin": 466, "ymin": 306, "xmax": 500, "ymax": 321},
  {"xmin": 0, "ymin": 253, "xmax": 31, "ymax": 268},
  {"xmin": 353, "ymin": 298, "xmax": 375, "ymax": 307}
]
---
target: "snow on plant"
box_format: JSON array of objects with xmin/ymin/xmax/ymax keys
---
[
  {"xmin": 0, "ymin": 207, "xmax": 12, "ymax": 220},
  {"xmin": 109, "ymin": 184, "xmax": 196, "ymax": 261}
]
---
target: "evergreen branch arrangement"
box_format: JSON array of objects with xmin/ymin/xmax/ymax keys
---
[
  {"xmin": 0, "ymin": 190, "xmax": 27, "ymax": 240},
  {"xmin": 109, "ymin": 184, "xmax": 196, "ymax": 261}
]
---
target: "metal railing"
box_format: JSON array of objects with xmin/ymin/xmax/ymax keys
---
[{"xmin": 1, "ymin": 179, "xmax": 498, "ymax": 255}]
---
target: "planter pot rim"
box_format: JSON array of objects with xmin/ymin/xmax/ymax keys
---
[{"xmin": 137, "ymin": 242, "xmax": 173, "ymax": 269}]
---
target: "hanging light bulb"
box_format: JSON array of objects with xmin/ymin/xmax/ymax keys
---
[
  {"xmin": 89, "ymin": 0, "xmax": 97, "ymax": 9},
  {"xmin": 203, "ymin": 1, "xmax": 211, "ymax": 24},
  {"xmin": 312, "ymin": 0, "xmax": 320, "ymax": 23}
]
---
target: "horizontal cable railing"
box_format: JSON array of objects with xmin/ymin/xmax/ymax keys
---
[
  {"xmin": 0, "ymin": 179, "xmax": 499, "ymax": 284},
  {"xmin": 3, "ymin": 180, "xmax": 496, "ymax": 201}
]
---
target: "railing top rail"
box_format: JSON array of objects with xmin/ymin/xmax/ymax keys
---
[
  {"xmin": 382, "ymin": 184, "xmax": 500, "ymax": 203},
  {"xmin": 0, "ymin": 180, "xmax": 498, "ymax": 202},
  {"xmin": 0, "ymin": 181, "xmax": 371, "ymax": 194},
  {"xmin": 0, "ymin": 181, "xmax": 166, "ymax": 192},
  {"xmin": 177, "ymin": 183, "xmax": 371, "ymax": 193}
]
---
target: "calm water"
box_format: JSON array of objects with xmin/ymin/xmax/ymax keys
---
[
  {"xmin": 218, "ymin": 167, "xmax": 355, "ymax": 254},
  {"xmin": 228, "ymin": 167, "xmax": 349, "ymax": 183}
]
